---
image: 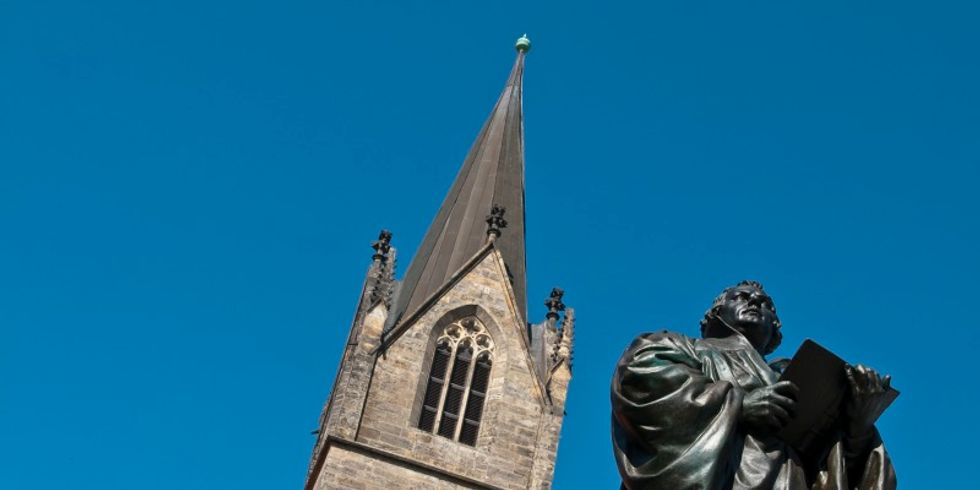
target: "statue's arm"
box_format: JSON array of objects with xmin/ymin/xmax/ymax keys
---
[{"xmin": 611, "ymin": 332, "xmax": 743, "ymax": 488}]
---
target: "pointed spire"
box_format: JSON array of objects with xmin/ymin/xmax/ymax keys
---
[{"xmin": 387, "ymin": 38, "xmax": 531, "ymax": 330}]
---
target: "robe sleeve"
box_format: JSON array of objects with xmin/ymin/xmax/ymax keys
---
[
  {"xmin": 812, "ymin": 429, "xmax": 896, "ymax": 490},
  {"xmin": 611, "ymin": 332, "xmax": 744, "ymax": 489},
  {"xmin": 853, "ymin": 432, "xmax": 896, "ymax": 490}
]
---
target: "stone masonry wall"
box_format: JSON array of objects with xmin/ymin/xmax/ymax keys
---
[
  {"xmin": 313, "ymin": 444, "xmax": 483, "ymax": 490},
  {"xmin": 357, "ymin": 250, "xmax": 556, "ymax": 489},
  {"xmin": 310, "ymin": 249, "xmax": 567, "ymax": 489}
]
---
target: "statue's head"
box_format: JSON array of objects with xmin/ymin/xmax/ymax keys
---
[{"xmin": 700, "ymin": 280, "xmax": 782, "ymax": 355}]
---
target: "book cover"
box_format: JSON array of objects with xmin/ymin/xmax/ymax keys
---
[{"xmin": 776, "ymin": 339, "xmax": 898, "ymax": 454}]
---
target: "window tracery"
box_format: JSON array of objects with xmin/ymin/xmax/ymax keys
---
[{"xmin": 417, "ymin": 317, "xmax": 494, "ymax": 446}]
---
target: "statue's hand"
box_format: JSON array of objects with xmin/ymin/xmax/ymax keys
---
[
  {"xmin": 740, "ymin": 381, "xmax": 799, "ymax": 436},
  {"xmin": 844, "ymin": 364, "xmax": 892, "ymax": 439}
]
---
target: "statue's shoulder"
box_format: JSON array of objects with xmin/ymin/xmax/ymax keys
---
[
  {"xmin": 625, "ymin": 330, "xmax": 699, "ymax": 354},
  {"xmin": 617, "ymin": 330, "xmax": 703, "ymax": 372},
  {"xmin": 633, "ymin": 329, "xmax": 696, "ymax": 343}
]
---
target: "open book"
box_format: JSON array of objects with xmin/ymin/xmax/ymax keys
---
[{"xmin": 776, "ymin": 339, "xmax": 899, "ymax": 454}]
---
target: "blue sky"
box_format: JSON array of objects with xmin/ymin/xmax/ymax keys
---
[{"xmin": 2, "ymin": 1, "xmax": 977, "ymax": 488}]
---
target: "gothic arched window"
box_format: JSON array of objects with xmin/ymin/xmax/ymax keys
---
[{"xmin": 417, "ymin": 316, "xmax": 494, "ymax": 446}]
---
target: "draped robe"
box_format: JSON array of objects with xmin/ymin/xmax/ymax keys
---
[{"xmin": 611, "ymin": 331, "xmax": 895, "ymax": 490}]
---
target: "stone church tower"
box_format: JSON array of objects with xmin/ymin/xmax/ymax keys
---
[{"xmin": 304, "ymin": 36, "xmax": 574, "ymax": 489}]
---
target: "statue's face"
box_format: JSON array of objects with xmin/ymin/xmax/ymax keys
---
[{"xmin": 715, "ymin": 285, "xmax": 778, "ymax": 352}]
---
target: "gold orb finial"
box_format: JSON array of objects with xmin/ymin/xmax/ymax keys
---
[{"xmin": 515, "ymin": 34, "xmax": 531, "ymax": 53}]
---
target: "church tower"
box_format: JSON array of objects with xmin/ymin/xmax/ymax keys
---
[{"xmin": 304, "ymin": 36, "xmax": 574, "ymax": 489}]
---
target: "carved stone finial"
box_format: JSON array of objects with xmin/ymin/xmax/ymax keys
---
[
  {"xmin": 486, "ymin": 204, "xmax": 508, "ymax": 241},
  {"xmin": 372, "ymin": 229, "xmax": 393, "ymax": 262},
  {"xmin": 370, "ymin": 248, "xmax": 397, "ymax": 308},
  {"xmin": 367, "ymin": 230, "xmax": 396, "ymax": 308},
  {"xmin": 559, "ymin": 308, "xmax": 575, "ymax": 369},
  {"xmin": 545, "ymin": 287, "xmax": 565, "ymax": 321},
  {"xmin": 549, "ymin": 306, "xmax": 575, "ymax": 369}
]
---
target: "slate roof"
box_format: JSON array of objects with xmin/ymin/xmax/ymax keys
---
[{"xmin": 386, "ymin": 48, "xmax": 529, "ymax": 331}]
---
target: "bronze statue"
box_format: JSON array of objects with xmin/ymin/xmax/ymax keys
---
[{"xmin": 611, "ymin": 281, "xmax": 896, "ymax": 489}]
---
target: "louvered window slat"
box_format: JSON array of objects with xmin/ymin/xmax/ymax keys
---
[
  {"xmin": 460, "ymin": 357, "xmax": 492, "ymax": 446},
  {"xmin": 459, "ymin": 419, "xmax": 480, "ymax": 446},
  {"xmin": 438, "ymin": 346, "xmax": 472, "ymax": 438},
  {"xmin": 417, "ymin": 343, "xmax": 451, "ymax": 432}
]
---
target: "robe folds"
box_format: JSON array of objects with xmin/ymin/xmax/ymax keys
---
[{"xmin": 611, "ymin": 331, "xmax": 896, "ymax": 490}]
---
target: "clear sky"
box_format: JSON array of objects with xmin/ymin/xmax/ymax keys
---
[{"xmin": 2, "ymin": 1, "xmax": 977, "ymax": 488}]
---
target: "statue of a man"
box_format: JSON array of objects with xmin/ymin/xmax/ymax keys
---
[{"xmin": 611, "ymin": 281, "xmax": 896, "ymax": 489}]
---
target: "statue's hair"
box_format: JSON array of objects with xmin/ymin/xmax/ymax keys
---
[{"xmin": 700, "ymin": 280, "xmax": 782, "ymax": 355}]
